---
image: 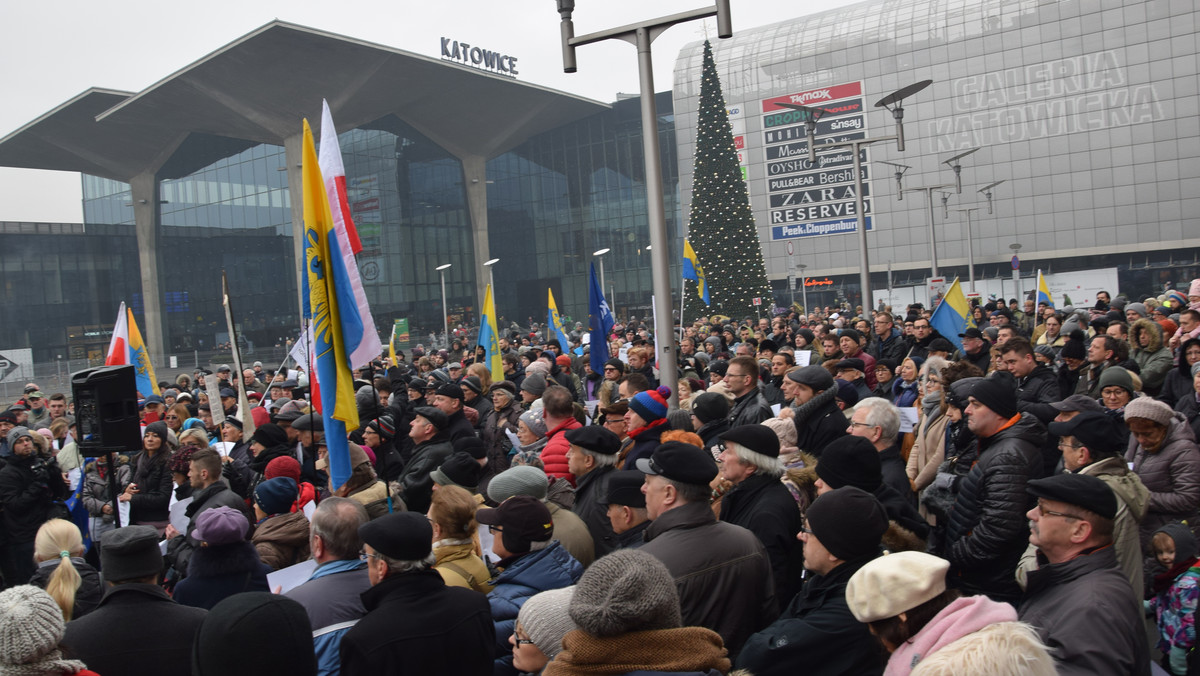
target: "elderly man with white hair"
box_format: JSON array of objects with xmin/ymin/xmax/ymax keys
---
[
  {"xmin": 847, "ymin": 397, "xmax": 910, "ymax": 507},
  {"xmin": 717, "ymin": 424, "xmax": 805, "ymax": 603}
]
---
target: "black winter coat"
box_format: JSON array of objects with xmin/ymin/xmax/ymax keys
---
[
  {"xmin": 729, "ymin": 389, "xmax": 773, "ymax": 428},
  {"xmin": 61, "ymin": 584, "xmax": 208, "ymax": 676},
  {"xmin": 791, "ymin": 388, "xmax": 846, "ymax": 458},
  {"xmin": 736, "ymin": 555, "xmax": 887, "ymax": 676},
  {"xmin": 340, "ymin": 569, "xmax": 493, "ymax": 676},
  {"xmin": 172, "ymin": 540, "xmax": 271, "ymax": 610},
  {"xmin": 574, "ymin": 465, "xmax": 617, "ymax": 556},
  {"xmin": 1015, "ymin": 364, "xmax": 1064, "ymax": 476},
  {"xmin": 444, "ymin": 409, "xmax": 477, "ymax": 443},
  {"xmin": 29, "ymin": 557, "xmax": 102, "ymax": 619},
  {"xmin": 622, "ymin": 421, "xmax": 670, "ymax": 471},
  {"xmin": 719, "ymin": 473, "xmax": 805, "ymax": 603},
  {"xmin": 129, "ymin": 450, "xmax": 173, "ymax": 523},
  {"xmin": 0, "ymin": 453, "xmax": 68, "ymax": 542},
  {"xmin": 944, "ymin": 412, "xmax": 1045, "ymax": 603},
  {"xmin": 695, "ymin": 418, "xmax": 731, "ymax": 459},
  {"xmin": 395, "ymin": 437, "xmax": 453, "ymax": 514}
]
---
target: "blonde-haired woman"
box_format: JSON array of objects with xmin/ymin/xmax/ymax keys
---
[
  {"xmin": 466, "ymin": 362, "xmax": 493, "ymax": 395},
  {"xmin": 30, "ymin": 519, "xmax": 102, "ymax": 621}
]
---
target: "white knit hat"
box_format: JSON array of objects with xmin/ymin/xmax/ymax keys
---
[
  {"xmin": 845, "ymin": 551, "xmax": 950, "ymax": 623},
  {"xmin": 517, "ymin": 587, "xmax": 577, "ymax": 658},
  {"xmin": 0, "ymin": 585, "xmax": 86, "ymax": 676}
]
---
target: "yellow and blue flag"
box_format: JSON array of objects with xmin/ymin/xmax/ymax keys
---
[
  {"xmin": 126, "ymin": 307, "xmax": 159, "ymax": 398},
  {"xmin": 300, "ymin": 117, "xmax": 360, "ymax": 493},
  {"xmin": 682, "ymin": 239, "xmax": 709, "ymax": 305},
  {"xmin": 478, "ymin": 284, "xmax": 503, "ymax": 381},
  {"xmin": 929, "ymin": 277, "xmax": 973, "ymax": 353},
  {"xmin": 1037, "ymin": 270, "xmax": 1054, "ymax": 310},
  {"xmin": 548, "ymin": 289, "xmax": 570, "ymax": 351}
]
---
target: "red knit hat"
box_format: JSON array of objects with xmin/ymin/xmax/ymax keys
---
[{"xmin": 264, "ymin": 456, "xmax": 302, "ymax": 483}]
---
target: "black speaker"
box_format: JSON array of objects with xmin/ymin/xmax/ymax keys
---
[{"xmin": 72, "ymin": 365, "xmax": 141, "ymax": 457}]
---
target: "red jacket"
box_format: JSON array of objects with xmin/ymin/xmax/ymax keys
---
[
  {"xmin": 290, "ymin": 481, "xmax": 317, "ymax": 514},
  {"xmin": 541, "ymin": 417, "xmax": 581, "ymax": 485}
]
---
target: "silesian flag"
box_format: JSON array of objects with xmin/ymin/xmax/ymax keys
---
[
  {"xmin": 105, "ymin": 302, "xmax": 158, "ymax": 397},
  {"xmin": 319, "ymin": 100, "xmax": 382, "ymax": 370},
  {"xmin": 929, "ymin": 277, "xmax": 972, "ymax": 353},
  {"xmin": 479, "ymin": 284, "xmax": 503, "ymax": 381},
  {"xmin": 682, "ymin": 239, "xmax": 710, "ymax": 305},
  {"xmin": 1037, "ymin": 270, "xmax": 1054, "ymax": 310},
  {"xmin": 548, "ymin": 289, "xmax": 570, "ymax": 351},
  {"xmin": 588, "ymin": 262, "xmax": 615, "ymax": 376},
  {"xmin": 301, "ymin": 117, "xmax": 360, "ymax": 493}
]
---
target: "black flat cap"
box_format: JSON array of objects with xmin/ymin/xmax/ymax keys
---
[
  {"xmin": 219, "ymin": 388, "xmax": 237, "ymax": 399},
  {"xmin": 636, "ymin": 441, "xmax": 718, "ymax": 486},
  {"xmin": 291, "ymin": 413, "xmax": 323, "ymax": 432},
  {"xmin": 1027, "ymin": 473, "xmax": 1117, "ymax": 521},
  {"xmin": 1047, "ymin": 411, "xmax": 1123, "ymax": 458},
  {"xmin": 600, "ymin": 472, "xmax": 647, "ymax": 508},
  {"xmin": 1049, "ymin": 394, "xmax": 1105, "ymax": 414},
  {"xmin": 359, "ymin": 512, "xmax": 433, "ymax": 560},
  {"xmin": 719, "ymin": 424, "xmax": 781, "ymax": 459},
  {"xmin": 413, "ymin": 406, "xmax": 449, "ymax": 430},
  {"xmin": 835, "ymin": 358, "xmax": 866, "ymax": 372},
  {"xmin": 565, "ymin": 426, "xmax": 622, "ymax": 455},
  {"xmin": 435, "ymin": 383, "xmax": 464, "ymax": 401},
  {"xmin": 959, "ymin": 327, "xmax": 985, "ymax": 340}
]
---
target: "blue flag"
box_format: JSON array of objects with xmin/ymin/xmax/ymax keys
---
[
  {"xmin": 588, "ymin": 262, "xmax": 615, "ymax": 376},
  {"xmin": 928, "ymin": 277, "xmax": 973, "ymax": 354}
]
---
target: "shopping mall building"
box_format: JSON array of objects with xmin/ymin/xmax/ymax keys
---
[{"xmin": 0, "ymin": 0, "xmax": 1197, "ymax": 364}]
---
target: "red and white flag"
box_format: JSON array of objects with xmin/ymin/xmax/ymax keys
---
[
  {"xmin": 105, "ymin": 302, "xmax": 130, "ymax": 366},
  {"xmin": 318, "ymin": 100, "xmax": 382, "ymax": 371}
]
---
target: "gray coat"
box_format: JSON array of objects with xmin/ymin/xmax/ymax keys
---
[{"xmin": 1125, "ymin": 413, "xmax": 1200, "ymax": 548}]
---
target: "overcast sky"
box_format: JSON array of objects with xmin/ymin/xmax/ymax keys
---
[{"xmin": 0, "ymin": 0, "xmax": 861, "ymax": 223}]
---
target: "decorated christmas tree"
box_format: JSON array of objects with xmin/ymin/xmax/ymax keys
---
[{"xmin": 684, "ymin": 40, "xmax": 772, "ymax": 321}]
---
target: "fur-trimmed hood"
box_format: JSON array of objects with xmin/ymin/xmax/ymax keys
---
[{"xmin": 1130, "ymin": 317, "xmax": 1165, "ymax": 353}]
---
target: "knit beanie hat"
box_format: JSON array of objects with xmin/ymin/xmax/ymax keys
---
[
  {"xmin": 193, "ymin": 593, "xmax": 317, "ymax": 676},
  {"xmin": 250, "ymin": 423, "xmax": 288, "ymax": 449},
  {"xmin": 1097, "ymin": 366, "xmax": 1135, "ymax": 396},
  {"xmin": 254, "ymin": 477, "xmax": 298, "ymax": 516},
  {"xmin": 264, "ymin": 456, "xmax": 302, "ymax": 483},
  {"xmin": 1124, "ymin": 397, "xmax": 1173, "ymax": 426},
  {"xmin": 517, "ymin": 587, "xmax": 577, "ymax": 658},
  {"xmin": 796, "ymin": 328, "xmax": 816, "ymax": 346},
  {"xmin": 570, "ymin": 549, "xmax": 682, "ymax": 637},
  {"xmin": 1125, "ymin": 302, "xmax": 1148, "ymax": 318},
  {"xmin": 787, "ymin": 364, "xmax": 835, "ymax": 392},
  {"xmin": 0, "ymin": 586, "xmax": 87, "ymax": 675},
  {"xmin": 839, "ymin": 328, "xmax": 863, "ymax": 345},
  {"xmin": 521, "ymin": 372, "xmax": 548, "ymax": 397},
  {"xmin": 519, "ymin": 410, "xmax": 547, "ymax": 439},
  {"xmin": 144, "ymin": 420, "xmax": 170, "ymax": 444},
  {"xmin": 690, "ymin": 392, "xmax": 730, "ymax": 425},
  {"xmin": 1156, "ymin": 523, "xmax": 1198, "ymax": 562},
  {"xmin": 355, "ymin": 385, "xmax": 378, "ymax": 409},
  {"xmin": 815, "ymin": 436, "xmax": 882, "ymax": 492},
  {"xmin": 487, "ymin": 465, "xmax": 549, "ymax": 503},
  {"xmin": 430, "ymin": 452, "xmax": 484, "ymax": 492},
  {"xmin": 968, "ymin": 372, "xmax": 1018, "ymax": 419},
  {"xmin": 630, "ymin": 386, "xmax": 671, "ymax": 422},
  {"xmin": 1060, "ymin": 335, "xmax": 1087, "ymax": 360},
  {"xmin": 462, "ymin": 376, "xmax": 483, "ymax": 395},
  {"xmin": 4, "ymin": 426, "xmax": 32, "ymax": 450},
  {"xmin": 806, "ymin": 486, "xmax": 889, "ymax": 561},
  {"xmin": 366, "ymin": 415, "xmax": 396, "ymax": 441},
  {"xmin": 846, "ymin": 551, "xmax": 951, "ymax": 622}
]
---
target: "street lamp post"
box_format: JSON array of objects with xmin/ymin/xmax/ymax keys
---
[
  {"xmin": 797, "ymin": 263, "xmax": 808, "ymax": 316},
  {"xmin": 592, "ymin": 248, "xmax": 610, "ymax": 295},
  {"xmin": 904, "ymin": 185, "xmax": 952, "ymax": 278},
  {"xmin": 953, "ymin": 209, "xmax": 980, "ymax": 293},
  {"xmin": 483, "ymin": 258, "xmax": 499, "ymax": 291},
  {"xmin": 1010, "ymin": 243, "xmax": 1022, "ymax": 300},
  {"xmin": 559, "ymin": 0, "xmax": 731, "ymax": 408},
  {"xmin": 436, "ymin": 263, "xmax": 452, "ymax": 348},
  {"xmin": 776, "ymin": 80, "xmax": 932, "ymax": 310}
]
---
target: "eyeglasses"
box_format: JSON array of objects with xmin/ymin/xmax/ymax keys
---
[
  {"xmin": 514, "ymin": 636, "xmax": 535, "ymax": 647},
  {"xmin": 604, "ymin": 418, "xmax": 625, "ymax": 426},
  {"xmin": 1037, "ymin": 502, "xmax": 1081, "ymax": 520},
  {"xmin": 848, "ymin": 421, "xmax": 876, "ymax": 429},
  {"xmin": 1057, "ymin": 441, "xmax": 1083, "ymax": 450},
  {"xmin": 164, "ymin": 415, "xmax": 179, "ymax": 420},
  {"xmin": 1101, "ymin": 388, "xmax": 1128, "ymax": 398},
  {"xmin": 799, "ymin": 524, "xmax": 814, "ymax": 536},
  {"xmin": 488, "ymin": 525, "xmax": 504, "ymax": 534}
]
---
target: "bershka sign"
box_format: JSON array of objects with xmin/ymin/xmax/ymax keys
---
[{"xmin": 441, "ymin": 38, "xmax": 519, "ymax": 77}]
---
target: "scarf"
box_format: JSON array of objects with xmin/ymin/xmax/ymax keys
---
[
  {"xmin": 920, "ymin": 391, "xmax": 943, "ymax": 434},
  {"xmin": 791, "ymin": 386, "xmax": 837, "ymax": 425},
  {"xmin": 546, "ymin": 627, "xmax": 731, "ymax": 676},
  {"xmin": 627, "ymin": 417, "xmax": 668, "ymax": 440},
  {"xmin": 1152, "ymin": 556, "xmax": 1200, "ymax": 596}
]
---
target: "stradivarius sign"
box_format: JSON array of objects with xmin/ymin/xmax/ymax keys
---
[{"xmin": 441, "ymin": 38, "xmax": 519, "ymax": 77}]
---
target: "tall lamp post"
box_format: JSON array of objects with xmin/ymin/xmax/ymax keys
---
[
  {"xmin": 903, "ymin": 185, "xmax": 952, "ymax": 278},
  {"xmin": 953, "ymin": 208, "xmax": 980, "ymax": 293},
  {"xmin": 776, "ymin": 80, "xmax": 933, "ymax": 309},
  {"xmin": 483, "ymin": 258, "xmax": 499, "ymax": 296},
  {"xmin": 592, "ymin": 248, "xmax": 610, "ymax": 295},
  {"xmin": 436, "ymin": 263, "xmax": 452, "ymax": 347},
  {"xmin": 559, "ymin": 0, "xmax": 732, "ymax": 408},
  {"xmin": 1009, "ymin": 243, "xmax": 1022, "ymax": 300},
  {"xmin": 797, "ymin": 263, "xmax": 808, "ymax": 316}
]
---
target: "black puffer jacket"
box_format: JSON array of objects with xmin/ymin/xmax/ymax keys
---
[
  {"xmin": 0, "ymin": 453, "xmax": 68, "ymax": 543},
  {"xmin": 944, "ymin": 412, "xmax": 1045, "ymax": 603},
  {"xmin": 791, "ymin": 388, "xmax": 845, "ymax": 459},
  {"xmin": 1015, "ymin": 364, "xmax": 1063, "ymax": 476}
]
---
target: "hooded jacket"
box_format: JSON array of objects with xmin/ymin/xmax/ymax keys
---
[
  {"xmin": 487, "ymin": 540, "xmax": 583, "ymax": 674},
  {"xmin": 1125, "ymin": 413, "xmax": 1200, "ymax": 547},
  {"xmin": 1159, "ymin": 337, "xmax": 1200, "ymax": 407},
  {"xmin": 944, "ymin": 412, "xmax": 1045, "ymax": 603},
  {"xmin": 887, "ymin": 595, "xmax": 1018, "ymax": 676},
  {"xmin": 1130, "ymin": 318, "xmax": 1174, "ymax": 396},
  {"xmin": 907, "ymin": 620, "xmax": 1058, "ymax": 676},
  {"xmin": 1018, "ymin": 546, "xmax": 1151, "ymax": 676},
  {"xmin": 252, "ymin": 510, "xmax": 312, "ymax": 571}
]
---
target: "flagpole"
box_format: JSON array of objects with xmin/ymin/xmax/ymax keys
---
[
  {"xmin": 222, "ymin": 271, "xmax": 257, "ymax": 439},
  {"xmin": 678, "ymin": 276, "xmax": 686, "ymax": 344}
]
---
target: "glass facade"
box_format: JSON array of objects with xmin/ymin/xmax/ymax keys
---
[{"xmin": 673, "ymin": 0, "xmax": 1200, "ymax": 307}]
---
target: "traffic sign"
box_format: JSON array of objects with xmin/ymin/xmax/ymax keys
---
[
  {"xmin": 752, "ymin": 297, "xmax": 762, "ymax": 306},
  {"xmin": 1011, "ymin": 255, "xmax": 1020, "ymax": 270}
]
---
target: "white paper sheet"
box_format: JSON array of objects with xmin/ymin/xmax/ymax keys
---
[
  {"xmin": 898, "ymin": 407, "xmax": 920, "ymax": 434},
  {"xmin": 268, "ymin": 559, "xmax": 318, "ymax": 594},
  {"xmin": 771, "ymin": 404, "xmax": 782, "ymax": 416},
  {"xmin": 505, "ymin": 429, "xmax": 521, "ymax": 450},
  {"xmin": 118, "ymin": 500, "xmax": 131, "ymax": 528},
  {"xmin": 169, "ymin": 497, "xmax": 194, "ymax": 535},
  {"xmin": 303, "ymin": 500, "xmax": 317, "ymax": 522},
  {"xmin": 794, "ymin": 351, "xmax": 811, "ymax": 367},
  {"xmin": 211, "ymin": 441, "xmax": 235, "ymax": 458},
  {"xmin": 67, "ymin": 468, "xmax": 82, "ymax": 493}
]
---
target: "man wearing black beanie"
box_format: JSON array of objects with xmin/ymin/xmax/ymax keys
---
[
  {"xmin": 939, "ymin": 371, "xmax": 1045, "ymax": 604},
  {"xmin": 737, "ymin": 487, "xmax": 889, "ymax": 676}
]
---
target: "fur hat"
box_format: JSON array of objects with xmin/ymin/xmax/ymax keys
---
[{"xmin": 569, "ymin": 549, "xmax": 681, "ymax": 637}]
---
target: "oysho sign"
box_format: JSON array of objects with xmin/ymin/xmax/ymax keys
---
[{"xmin": 441, "ymin": 38, "xmax": 519, "ymax": 77}]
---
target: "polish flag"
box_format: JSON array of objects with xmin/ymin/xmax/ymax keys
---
[{"xmin": 105, "ymin": 302, "xmax": 130, "ymax": 366}]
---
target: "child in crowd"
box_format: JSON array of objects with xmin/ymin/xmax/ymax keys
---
[{"xmin": 1148, "ymin": 523, "xmax": 1200, "ymax": 675}]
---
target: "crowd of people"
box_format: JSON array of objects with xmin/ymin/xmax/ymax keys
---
[{"xmin": 0, "ymin": 280, "xmax": 1198, "ymax": 675}]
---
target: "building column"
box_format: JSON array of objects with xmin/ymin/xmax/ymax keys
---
[
  {"xmin": 129, "ymin": 172, "xmax": 165, "ymax": 360},
  {"xmin": 461, "ymin": 155, "xmax": 490, "ymax": 319},
  {"xmin": 284, "ymin": 133, "xmax": 306, "ymax": 322}
]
